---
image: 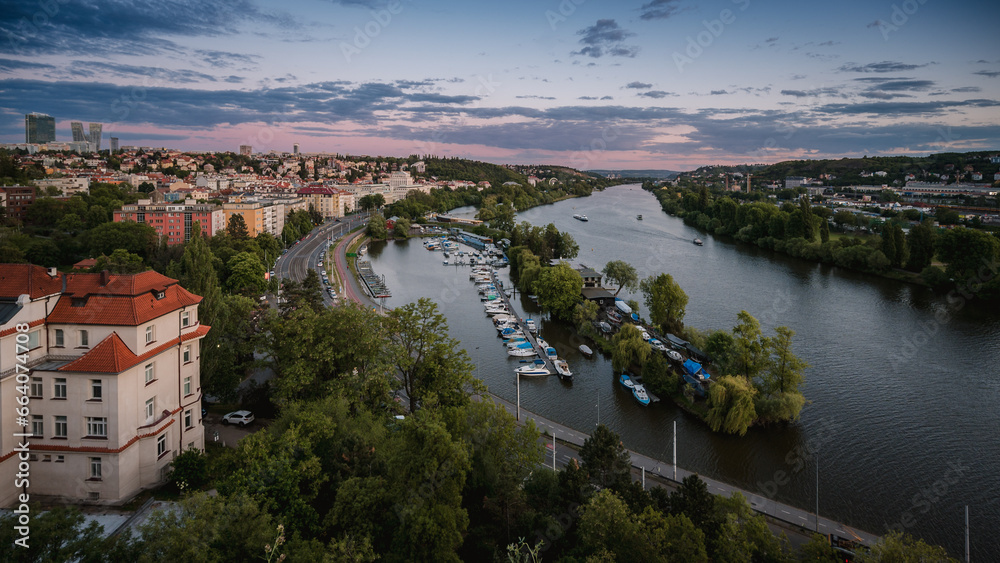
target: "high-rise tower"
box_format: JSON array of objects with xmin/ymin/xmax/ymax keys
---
[{"xmin": 25, "ymin": 112, "xmax": 56, "ymax": 143}]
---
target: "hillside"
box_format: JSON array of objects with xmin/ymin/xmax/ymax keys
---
[{"xmin": 422, "ymin": 156, "xmax": 528, "ymax": 187}]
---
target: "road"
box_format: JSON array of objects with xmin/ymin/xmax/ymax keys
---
[{"xmin": 272, "ymin": 214, "xmax": 368, "ymax": 307}]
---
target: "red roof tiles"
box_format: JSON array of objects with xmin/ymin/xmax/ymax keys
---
[
  {"xmin": 59, "ymin": 324, "xmax": 210, "ymax": 374},
  {"xmin": 47, "ymin": 270, "xmax": 202, "ymax": 326},
  {"xmin": 0, "ymin": 264, "xmax": 63, "ymax": 299}
]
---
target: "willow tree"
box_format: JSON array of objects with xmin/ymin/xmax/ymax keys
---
[
  {"xmin": 611, "ymin": 324, "xmax": 649, "ymax": 373},
  {"xmin": 705, "ymin": 375, "xmax": 757, "ymax": 436},
  {"xmin": 639, "ymin": 273, "xmax": 688, "ymax": 335}
]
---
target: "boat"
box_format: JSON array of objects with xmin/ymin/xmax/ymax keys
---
[
  {"xmin": 619, "ymin": 373, "xmax": 635, "ymax": 390},
  {"xmin": 693, "ymin": 238, "xmax": 704, "ymax": 246},
  {"xmin": 544, "ymin": 346, "xmax": 558, "ymax": 360},
  {"xmin": 486, "ymin": 308, "xmax": 510, "ymax": 317},
  {"xmin": 598, "ymin": 321, "xmax": 612, "ymax": 333},
  {"xmin": 607, "ymin": 309, "xmax": 622, "ymax": 324},
  {"xmin": 573, "ymin": 214, "xmax": 589, "ymax": 222},
  {"xmin": 537, "ymin": 338, "xmax": 549, "ymax": 350},
  {"xmin": 515, "ymin": 360, "xmax": 551, "ymax": 376},
  {"xmin": 579, "ymin": 344, "xmax": 593, "ymax": 357},
  {"xmin": 632, "ymin": 384, "xmax": 651, "ymax": 406},
  {"xmin": 649, "ymin": 338, "xmax": 668, "ymax": 353},
  {"xmin": 508, "ymin": 347, "xmax": 537, "ymax": 357},
  {"xmin": 524, "ymin": 318, "xmax": 537, "ymax": 333},
  {"xmin": 554, "ymin": 358, "xmax": 572, "ymax": 379},
  {"xmin": 636, "ymin": 214, "xmax": 642, "ymax": 220},
  {"xmin": 666, "ymin": 350, "xmax": 682, "ymax": 362},
  {"xmin": 443, "ymin": 259, "xmax": 449, "ymax": 265},
  {"xmin": 507, "ymin": 340, "xmax": 532, "ymax": 349}
]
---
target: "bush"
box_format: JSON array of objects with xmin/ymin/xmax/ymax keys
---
[
  {"xmin": 170, "ymin": 447, "xmax": 209, "ymax": 491},
  {"xmin": 920, "ymin": 265, "xmax": 950, "ymax": 291}
]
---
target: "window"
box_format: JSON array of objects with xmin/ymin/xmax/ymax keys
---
[
  {"xmin": 183, "ymin": 376, "xmax": 192, "ymax": 396},
  {"xmin": 157, "ymin": 434, "xmax": 167, "ymax": 457},
  {"xmin": 181, "ymin": 310, "xmax": 190, "ymax": 327},
  {"xmin": 54, "ymin": 416, "xmax": 67, "ymax": 438},
  {"xmin": 26, "ymin": 330, "xmax": 39, "ymax": 350},
  {"xmin": 90, "ymin": 379, "xmax": 102, "ymax": 400},
  {"xmin": 145, "ymin": 363, "xmax": 155, "ymax": 384},
  {"xmin": 183, "ymin": 345, "xmax": 191, "ymax": 363},
  {"xmin": 86, "ymin": 417, "xmax": 107, "ymax": 438},
  {"xmin": 79, "ymin": 330, "xmax": 89, "ymax": 347},
  {"xmin": 30, "ymin": 377, "xmax": 42, "ymax": 398},
  {"xmin": 90, "ymin": 457, "xmax": 102, "ymax": 479},
  {"xmin": 145, "ymin": 398, "xmax": 155, "ymax": 420},
  {"xmin": 145, "ymin": 325, "xmax": 154, "ymax": 343},
  {"xmin": 55, "ymin": 455, "xmax": 64, "ymax": 463},
  {"xmin": 54, "ymin": 329, "xmax": 64, "ymax": 347},
  {"xmin": 54, "ymin": 378, "xmax": 67, "ymax": 399},
  {"xmin": 184, "ymin": 409, "xmax": 193, "ymax": 428},
  {"xmin": 31, "ymin": 415, "xmax": 43, "ymax": 437}
]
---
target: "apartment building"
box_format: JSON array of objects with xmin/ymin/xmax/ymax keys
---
[
  {"xmin": 296, "ymin": 186, "xmax": 348, "ymax": 219},
  {"xmin": 114, "ymin": 199, "xmax": 224, "ymax": 245},
  {"xmin": 0, "ymin": 265, "xmax": 210, "ymax": 506},
  {"xmin": 0, "ymin": 186, "xmax": 37, "ymax": 224}
]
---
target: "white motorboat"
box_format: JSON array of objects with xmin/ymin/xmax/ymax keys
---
[
  {"xmin": 579, "ymin": 344, "xmax": 593, "ymax": 357},
  {"xmin": 544, "ymin": 346, "xmax": 557, "ymax": 360},
  {"xmin": 515, "ymin": 362, "xmax": 551, "ymax": 376},
  {"xmin": 524, "ymin": 318, "xmax": 537, "ymax": 333},
  {"xmin": 632, "ymin": 384, "xmax": 651, "ymax": 406},
  {"xmin": 553, "ymin": 358, "xmax": 572, "ymax": 379},
  {"xmin": 508, "ymin": 347, "xmax": 537, "ymax": 357}
]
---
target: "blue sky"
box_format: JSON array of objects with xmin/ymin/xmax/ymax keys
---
[{"xmin": 1, "ymin": 0, "xmax": 998, "ymax": 169}]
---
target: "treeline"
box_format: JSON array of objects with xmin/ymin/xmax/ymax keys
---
[{"xmin": 646, "ymin": 182, "xmax": 1000, "ymax": 299}]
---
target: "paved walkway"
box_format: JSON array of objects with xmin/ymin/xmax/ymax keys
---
[{"xmin": 332, "ymin": 229, "xmax": 378, "ymax": 308}]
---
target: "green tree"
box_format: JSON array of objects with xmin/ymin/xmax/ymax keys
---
[
  {"xmin": 87, "ymin": 221, "xmax": 159, "ymax": 261},
  {"xmin": 169, "ymin": 447, "xmax": 209, "ymax": 492},
  {"xmin": 0, "ymin": 506, "xmax": 118, "ymax": 562},
  {"xmin": 255, "ymin": 232, "xmax": 281, "ymax": 266},
  {"xmin": 714, "ymin": 492, "xmax": 792, "ymax": 562},
  {"xmin": 366, "ymin": 212, "xmax": 388, "ymax": 240},
  {"xmin": 819, "ymin": 216, "xmax": 830, "ymax": 243},
  {"xmin": 906, "ymin": 219, "xmax": 937, "ymax": 272},
  {"xmin": 853, "ymin": 530, "xmax": 958, "ymax": 563},
  {"xmin": 639, "ymin": 273, "xmax": 688, "ymax": 335},
  {"xmin": 226, "ymin": 251, "xmax": 267, "ymax": 295},
  {"xmin": 393, "ymin": 217, "xmax": 411, "ymax": 239},
  {"xmin": 755, "ymin": 326, "xmax": 808, "ymax": 425},
  {"xmin": 533, "ymin": 263, "xmax": 583, "ymax": 321},
  {"xmin": 705, "ymin": 375, "xmax": 758, "ymax": 436},
  {"xmin": 388, "ymin": 298, "xmax": 477, "ymax": 413},
  {"xmin": 227, "ymin": 213, "xmax": 250, "ymax": 240},
  {"xmin": 579, "ymin": 424, "xmax": 631, "ymax": 490},
  {"xmin": 731, "ymin": 311, "xmax": 768, "ymax": 381},
  {"xmin": 611, "ymin": 323, "xmax": 650, "ymax": 373},
  {"xmin": 935, "ymin": 226, "xmax": 1000, "ymax": 285},
  {"xmin": 572, "ymin": 299, "xmax": 599, "ymax": 327},
  {"xmin": 91, "ymin": 248, "xmax": 147, "ymax": 274},
  {"xmin": 799, "ymin": 197, "xmax": 816, "ymax": 241},
  {"xmin": 602, "ymin": 260, "xmax": 638, "ymax": 296}
]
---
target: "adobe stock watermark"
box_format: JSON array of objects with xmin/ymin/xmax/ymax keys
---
[
  {"xmin": 886, "ymin": 459, "xmax": 968, "ymax": 533},
  {"xmin": 339, "ymin": 0, "xmax": 412, "ymax": 64},
  {"xmin": 673, "ymin": 0, "xmax": 750, "ymax": 73},
  {"xmin": 12, "ymin": 322, "xmax": 35, "ymax": 549},
  {"xmin": 888, "ymin": 257, "xmax": 1000, "ymax": 372},
  {"xmin": 872, "ymin": 0, "xmax": 929, "ymax": 41},
  {"xmin": 545, "ymin": 0, "xmax": 587, "ymax": 31},
  {"xmin": 756, "ymin": 417, "xmax": 841, "ymax": 499}
]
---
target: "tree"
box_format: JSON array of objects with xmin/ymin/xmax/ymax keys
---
[
  {"xmin": 935, "ymin": 226, "xmax": 1000, "ymax": 285},
  {"xmin": 714, "ymin": 492, "xmax": 791, "ymax": 562},
  {"xmin": 705, "ymin": 375, "xmax": 757, "ymax": 436},
  {"xmin": 819, "ymin": 216, "xmax": 830, "ymax": 243},
  {"xmin": 169, "ymin": 447, "xmax": 209, "ymax": 492},
  {"xmin": 572, "ymin": 299, "xmax": 599, "ymax": 327},
  {"xmin": 833, "ymin": 209, "xmax": 857, "ymax": 229},
  {"xmin": 755, "ymin": 326, "xmax": 808, "ymax": 425},
  {"xmin": 602, "ymin": 260, "xmax": 638, "ymax": 297},
  {"xmin": 393, "ymin": 217, "xmax": 411, "ymax": 239},
  {"xmin": 388, "ymin": 298, "xmax": 477, "ymax": 413},
  {"xmin": 611, "ymin": 323, "xmax": 650, "ymax": 373},
  {"xmin": 731, "ymin": 311, "xmax": 768, "ymax": 381},
  {"xmin": 639, "ymin": 273, "xmax": 688, "ymax": 335},
  {"xmin": 533, "ymin": 263, "xmax": 583, "ymax": 321},
  {"xmin": 906, "ymin": 219, "xmax": 937, "ymax": 272},
  {"xmin": 225, "ymin": 251, "xmax": 267, "ymax": 295},
  {"xmin": 91, "ymin": 248, "xmax": 147, "ymax": 274},
  {"xmin": 366, "ymin": 212, "xmax": 388, "ymax": 240},
  {"xmin": 799, "ymin": 197, "xmax": 816, "ymax": 241},
  {"xmin": 87, "ymin": 221, "xmax": 159, "ymax": 261},
  {"xmin": 579, "ymin": 424, "xmax": 631, "ymax": 490},
  {"xmin": 0, "ymin": 506, "xmax": 120, "ymax": 562},
  {"xmin": 854, "ymin": 530, "xmax": 958, "ymax": 563},
  {"xmin": 227, "ymin": 213, "xmax": 250, "ymax": 239}
]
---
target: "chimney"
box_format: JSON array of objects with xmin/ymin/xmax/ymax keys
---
[
  {"xmin": 48, "ymin": 267, "xmax": 57, "ymax": 277},
  {"xmin": 100, "ymin": 270, "xmax": 111, "ymax": 286}
]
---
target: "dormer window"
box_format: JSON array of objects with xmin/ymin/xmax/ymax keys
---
[
  {"xmin": 71, "ymin": 297, "xmax": 86, "ymax": 307},
  {"xmin": 154, "ymin": 290, "xmax": 165, "ymax": 300}
]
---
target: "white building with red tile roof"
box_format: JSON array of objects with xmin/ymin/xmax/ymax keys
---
[{"xmin": 0, "ymin": 265, "xmax": 210, "ymax": 506}]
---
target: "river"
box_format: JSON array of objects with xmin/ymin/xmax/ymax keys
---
[{"xmin": 369, "ymin": 185, "xmax": 1000, "ymax": 559}]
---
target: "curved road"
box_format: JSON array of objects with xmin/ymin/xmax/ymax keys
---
[{"xmin": 273, "ymin": 214, "xmax": 368, "ymax": 306}]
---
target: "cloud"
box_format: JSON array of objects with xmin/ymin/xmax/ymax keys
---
[
  {"xmin": 974, "ymin": 70, "xmax": 1000, "ymax": 78},
  {"xmin": 839, "ymin": 61, "xmax": 931, "ymax": 73},
  {"xmin": 639, "ymin": 90, "xmax": 675, "ymax": 99},
  {"xmin": 516, "ymin": 95, "xmax": 557, "ymax": 100},
  {"xmin": 625, "ymin": 82, "xmax": 653, "ymax": 89},
  {"xmin": 0, "ymin": 58, "xmax": 56, "ymax": 72},
  {"xmin": 951, "ymin": 86, "xmax": 981, "ymax": 93},
  {"xmin": 639, "ymin": 0, "xmax": 683, "ymax": 20},
  {"xmin": 859, "ymin": 79, "xmax": 936, "ymax": 92},
  {"xmin": 578, "ymin": 96, "xmax": 598, "ymax": 100},
  {"xmin": 814, "ymin": 99, "xmax": 1000, "ymax": 116},
  {"xmin": 710, "ymin": 90, "xmax": 730, "ymax": 95},
  {"xmin": 194, "ymin": 50, "xmax": 262, "ymax": 69},
  {"xmin": 780, "ymin": 87, "xmax": 841, "ymax": 98},
  {"xmin": 573, "ymin": 20, "xmax": 639, "ymax": 58},
  {"xmin": 66, "ymin": 61, "xmax": 226, "ymax": 84},
  {"xmin": 0, "ymin": 0, "xmax": 295, "ymax": 57}
]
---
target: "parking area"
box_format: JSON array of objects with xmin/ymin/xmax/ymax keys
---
[{"xmin": 202, "ymin": 412, "xmax": 261, "ymax": 448}]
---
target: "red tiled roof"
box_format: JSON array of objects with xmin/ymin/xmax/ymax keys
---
[
  {"xmin": 73, "ymin": 258, "xmax": 98, "ymax": 270},
  {"xmin": 0, "ymin": 264, "xmax": 63, "ymax": 299},
  {"xmin": 47, "ymin": 270, "xmax": 202, "ymax": 326},
  {"xmin": 59, "ymin": 324, "xmax": 210, "ymax": 373}
]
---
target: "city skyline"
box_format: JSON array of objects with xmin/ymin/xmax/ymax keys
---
[{"xmin": 1, "ymin": 0, "xmax": 999, "ymax": 169}]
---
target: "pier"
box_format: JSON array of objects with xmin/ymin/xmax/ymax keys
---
[
  {"xmin": 487, "ymin": 269, "xmax": 562, "ymax": 377},
  {"xmin": 357, "ymin": 260, "xmax": 391, "ymax": 298}
]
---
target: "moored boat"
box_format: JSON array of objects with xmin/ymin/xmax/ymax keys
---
[
  {"xmin": 524, "ymin": 318, "xmax": 537, "ymax": 333},
  {"xmin": 579, "ymin": 344, "xmax": 593, "ymax": 357},
  {"xmin": 619, "ymin": 373, "xmax": 635, "ymax": 390},
  {"xmin": 515, "ymin": 361, "xmax": 551, "ymax": 376},
  {"xmin": 554, "ymin": 358, "xmax": 572, "ymax": 380},
  {"xmin": 508, "ymin": 346, "xmax": 536, "ymax": 357},
  {"xmin": 632, "ymin": 383, "xmax": 651, "ymax": 406}
]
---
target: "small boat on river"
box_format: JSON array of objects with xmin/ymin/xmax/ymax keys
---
[
  {"xmin": 632, "ymin": 383, "xmax": 651, "ymax": 406},
  {"xmin": 693, "ymin": 238, "xmax": 704, "ymax": 246},
  {"xmin": 579, "ymin": 344, "xmax": 593, "ymax": 357},
  {"xmin": 554, "ymin": 358, "xmax": 572, "ymax": 380},
  {"xmin": 619, "ymin": 373, "xmax": 635, "ymax": 390},
  {"xmin": 573, "ymin": 214, "xmax": 589, "ymax": 222}
]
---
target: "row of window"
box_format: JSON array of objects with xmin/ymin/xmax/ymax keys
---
[
  {"xmin": 28, "ymin": 437, "xmax": 182, "ymax": 480},
  {"xmin": 30, "ymin": 369, "xmax": 194, "ymax": 403},
  {"xmin": 30, "ymin": 406, "xmax": 198, "ymax": 440},
  {"xmin": 47, "ymin": 310, "xmax": 193, "ymax": 349}
]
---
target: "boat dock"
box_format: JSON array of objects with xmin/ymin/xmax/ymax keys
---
[
  {"xmin": 488, "ymin": 270, "xmax": 562, "ymax": 376},
  {"xmin": 357, "ymin": 260, "xmax": 391, "ymax": 298}
]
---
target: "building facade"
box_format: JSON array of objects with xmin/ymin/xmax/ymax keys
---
[
  {"xmin": 115, "ymin": 200, "xmax": 225, "ymax": 244},
  {"xmin": 24, "ymin": 113, "xmax": 56, "ymax": 144},
  {"xmin": 296, "ymin": 186, "xmax": 347, "ymax": 219},
  {"xmin": 0, "ymin": 186, "xmax": 36, "ymax": 224},
  {"xmin": 0, "ymin": 265, "xmax": 210, "ymax": 506}
]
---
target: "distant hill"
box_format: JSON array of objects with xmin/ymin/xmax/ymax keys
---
[
  {"xmin": 587, "ymin": 169, "xmax": 680, "ymax": 180},
  {"xmin": 423, "ymin": 157, "xmax": 528, "ymax": 187}
]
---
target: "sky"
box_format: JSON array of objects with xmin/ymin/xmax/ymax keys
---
[{"xmin": 1, "ymin": 0, "xmax": 999, "ymax": 170}]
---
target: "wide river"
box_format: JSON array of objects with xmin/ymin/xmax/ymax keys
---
[{"xmin": 368, "ymin": 184, "xmax": 1000, "ymax": 559}]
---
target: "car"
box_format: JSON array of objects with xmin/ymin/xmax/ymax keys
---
[{"xmin": 222, "ymin": 410, "xmax": 254, "ymax": 427}]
